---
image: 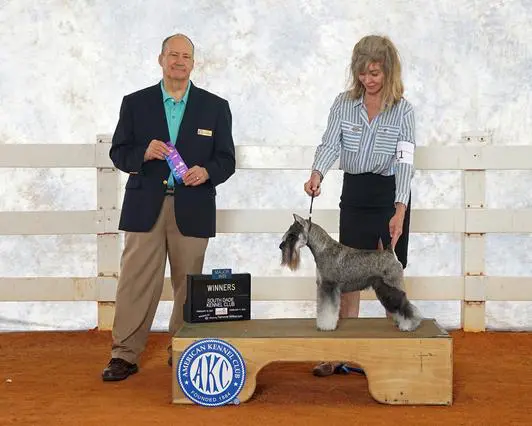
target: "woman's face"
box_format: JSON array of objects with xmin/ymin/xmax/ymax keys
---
[{"xmin": 358, "ymin": 62, "xmax": 384, "ymax": 96}]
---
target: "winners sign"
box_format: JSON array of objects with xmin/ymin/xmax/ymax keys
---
[{"xmin": 183, "ymin": 270, "xmax": 251, "ymax": 323}]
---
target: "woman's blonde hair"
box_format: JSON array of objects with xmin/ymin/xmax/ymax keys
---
[{"xmin": 347, "ymin": 35, "xmax": 404, "ymax": 110}]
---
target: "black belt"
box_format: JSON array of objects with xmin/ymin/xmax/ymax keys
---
[{"xmin": 165, "ymin": 188, "xmax": 174, "ymax": 196}]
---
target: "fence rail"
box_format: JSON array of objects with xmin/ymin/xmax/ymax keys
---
[{"xmin": 1, "ymin": 133, "xmax": 531, "ymax": 331}]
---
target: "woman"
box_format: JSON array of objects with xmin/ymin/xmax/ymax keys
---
[{"xmin": 304, "ymin": 35, "xmax": 416, "ymax": 377}]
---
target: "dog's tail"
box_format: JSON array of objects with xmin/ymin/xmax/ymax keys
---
[
  {"xmin": 377, "ymin": 238, "xmax": 395, "ymax": 253},
  {"xmin": 377, "ymin": 238, "xmax": 399, "ymax": 262},
  {"xmin": 385, "ymin": 242, "xmax": 399, "ymax": 262}
]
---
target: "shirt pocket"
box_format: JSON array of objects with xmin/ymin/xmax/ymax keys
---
[
  {"xmin": 373, "ymin": 124, "xmax": 400, "ymax": 156},
  {"xmin": 340, "ymin": 120, "xmax": 363, "ymax": 152}
]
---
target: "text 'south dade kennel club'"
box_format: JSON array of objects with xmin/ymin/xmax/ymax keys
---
[{"xmin": 177, "ymin": 338, "xmax": 246, "ymax": 406}]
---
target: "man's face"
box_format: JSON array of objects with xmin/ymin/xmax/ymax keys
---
[{"xmin": 158, "ymin": 36, "xmax": 194, "ymax": 82}]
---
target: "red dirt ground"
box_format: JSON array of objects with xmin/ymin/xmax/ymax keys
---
[{"xmin": 1, "ymin": 330, "xmax": 531, "ymax": 425}]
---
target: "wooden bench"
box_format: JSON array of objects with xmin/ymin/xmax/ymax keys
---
[{"xmin": 171, "ymin": 318, "xmax": 453, "ymax": 406}]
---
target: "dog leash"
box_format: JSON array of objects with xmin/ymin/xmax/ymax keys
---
[
  {"xmin": 309, "ymin": 192, "xmax": 315, "ymax": 221},
  {"xmin": 308, "ymin": 191, "xmax": 315, "ymax": 230},
  {"xmin": 335, "ymin": 364, "xmax": 366, "ymax": 376}
]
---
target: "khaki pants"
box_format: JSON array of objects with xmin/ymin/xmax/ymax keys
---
[{"xmin": 111, "ymin": 196, "xmax": 208, "ymax": 364}]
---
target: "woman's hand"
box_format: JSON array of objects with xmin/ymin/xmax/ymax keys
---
[
  {"xmin": 389, "ymin": 203, "xmax": 406, "ymax": 248},
  {"xmin": 304, "ymin": 171, "xmax": 322, "ymax": 196}
]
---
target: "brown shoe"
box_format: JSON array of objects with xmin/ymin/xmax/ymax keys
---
[
  {"xmin": 312, "ymin": 362, "xmax": 336, "ymax": 377},
  {"xmin": 102, "ymin": 358, "xmax": 138, "ymax": 382}
]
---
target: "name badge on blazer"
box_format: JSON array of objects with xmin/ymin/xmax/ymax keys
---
[{"xmin": 197, "ymin": 128, "xmax": 213, "ymax": 137}]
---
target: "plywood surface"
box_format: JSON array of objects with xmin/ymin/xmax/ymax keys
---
[{"xmin": 175, "ymin": 318, "xmax": 448, "ymax": 339}]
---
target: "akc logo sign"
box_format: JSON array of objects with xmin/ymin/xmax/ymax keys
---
[{"xmin": 177, "ymin": 338, "xmax": 246, "ymax": 406}]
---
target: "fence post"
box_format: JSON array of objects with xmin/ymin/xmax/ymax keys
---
[
  {"xmin": 460, "ymin": 132, "xmax": 489, "ymax": 331},
  {"xmin": 96, "ymin": 135, "xmax": 121, "ymax": 330}
]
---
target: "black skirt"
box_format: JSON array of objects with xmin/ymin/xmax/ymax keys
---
[{"xmin": 339, "ymin": 172, "xmax": 411, "ymax": 269}]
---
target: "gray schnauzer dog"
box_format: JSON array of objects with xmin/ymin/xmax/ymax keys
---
[{"xmin": 279, "ymin": 214, "xmax": 422, "ymax": 332}]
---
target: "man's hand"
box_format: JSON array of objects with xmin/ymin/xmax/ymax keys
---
[
  {"xmin": 390, "ymin": 203, "xmax": 406, "ymax": 249},
  {"xmin": 183, "ymin": 166, "xmax": 209, "ymax": 186},
  {"xmin": 144, "ymin": 140, "xmax": 171, "ymax": 161}
]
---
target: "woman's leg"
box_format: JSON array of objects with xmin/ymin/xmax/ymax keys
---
[{"xmin": 340, "ymin": 291, "xmax": 360, "ymax": 318}]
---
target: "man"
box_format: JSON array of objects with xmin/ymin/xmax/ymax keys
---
[{"xmin": 102, "ymin": 33, "xmax": 236, "ymax": 381}]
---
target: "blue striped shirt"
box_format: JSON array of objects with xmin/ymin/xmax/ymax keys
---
[{"xmin": 312, "ymin": 92, "xmax": 416, "ymax": 206}]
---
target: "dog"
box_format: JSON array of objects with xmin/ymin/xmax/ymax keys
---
[{"xmin": 279, "ymin": 214, "xmax": 422, "ymax": 332}]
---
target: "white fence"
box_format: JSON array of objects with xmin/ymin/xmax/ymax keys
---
[{"xmin": 1, "ymin": 132, "xmax": 532, "ymax": 331}]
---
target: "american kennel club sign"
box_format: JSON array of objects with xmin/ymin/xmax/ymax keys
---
[
  {"xmin": 177, "ymin": 338, "xmax": 246, "ymax": 406},
  {"xmin": 183, "ymin": 270, "xmax": 251, "ymax": 323}
]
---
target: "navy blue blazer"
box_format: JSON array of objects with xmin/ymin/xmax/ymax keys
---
[{"xmin": 109, "ymin": 82, "xmax": 236, "ymax": 238}]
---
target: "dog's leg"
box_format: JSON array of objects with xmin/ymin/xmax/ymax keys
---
[
  {"xmin": 371, "ymin": 277, "xmax": 422, "ymax": 331},
  {"xmin": 316, "ymin": 280, "xmax": 341, "ymax": 331}
]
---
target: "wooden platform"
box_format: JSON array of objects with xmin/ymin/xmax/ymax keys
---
[{"xmin": 171, "ymin": 318, "xmax": 453, "ymax": 406}]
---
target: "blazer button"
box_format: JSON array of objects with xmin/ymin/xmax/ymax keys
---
[{"xmin": 163, "ymin": 180, "xmax": 168, "ymax": 185}]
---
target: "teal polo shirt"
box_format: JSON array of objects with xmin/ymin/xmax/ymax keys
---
[{"xmin": 161, "ymin": 79, "xmax": 191, "ymax": 188}]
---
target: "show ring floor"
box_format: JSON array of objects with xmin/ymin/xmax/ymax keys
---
[{"xmin": 1, "ymin": 326, "xmax": 531, "ymax": 425}]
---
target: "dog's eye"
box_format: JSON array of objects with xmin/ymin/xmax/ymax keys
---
[{"xmin": 285, "ymin": 234, "xmax": 298, "ymax": 243}]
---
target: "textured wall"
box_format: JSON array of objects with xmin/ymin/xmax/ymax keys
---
[{"xmin": 0, "ymin": 0, "xmax": 531, "ymax": 330}]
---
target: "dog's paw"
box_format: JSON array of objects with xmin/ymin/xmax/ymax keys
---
[
  {"xmin": 316, "ymin": 316, "xmax": 338, "ymax": 331},
  {"xmin": 316, "ymin": 323, "xmax": 338, "ymax": 331},
  {"xmin": 392, "ymin": 313, "xmax": 421, "ymax": 332},
  {"xmin": 404, "ymin": 307, "xmax": 423, "ymax": 331},
  {"xmin": 399, "ymin": 318, "xmax": 419, "ymax": 332}
]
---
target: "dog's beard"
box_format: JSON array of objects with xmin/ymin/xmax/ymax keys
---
[{"xmin": 281, "ymin": 245, "xmax": 300, "ymax": 271}]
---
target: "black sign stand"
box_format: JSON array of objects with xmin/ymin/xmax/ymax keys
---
[{"xmin": 183, "ymin": 270, "xmax": 251, "ymax": 323}]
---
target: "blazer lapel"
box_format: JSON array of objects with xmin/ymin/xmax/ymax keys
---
[
  {"xmin": 146, "ymin": 83, "xmax": 170, "ymax": 142},
  {"xmin": 176, "ymin": 82, "xmax": 200, "ymax": 145}
]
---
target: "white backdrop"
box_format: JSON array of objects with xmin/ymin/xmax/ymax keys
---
[{"xmin": 1, "ymin": 0, "xmax": 531, "ymax": 331}]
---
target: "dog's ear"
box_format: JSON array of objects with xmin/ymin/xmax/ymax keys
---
[{"xmin": 293, "ymin": 213, "xmax": 307, "ymax": 227}]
